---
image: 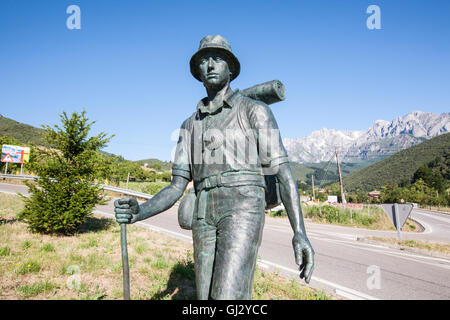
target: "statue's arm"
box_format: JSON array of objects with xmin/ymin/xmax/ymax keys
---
[
  {"xmin": 276, "ymin": 162, "xmax": 315, "ymax": 283},
  {"xmin": 276, "ymin": 163, "xmax": 306, "ymax": 235},
  {"xmin": 136, "ymin": 175, "xmax": 189, "ymax": 221}
]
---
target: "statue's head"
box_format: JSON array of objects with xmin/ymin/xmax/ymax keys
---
[{"xmin": 190, "ymin": 35, "xmax": 240, "ymax": 90}]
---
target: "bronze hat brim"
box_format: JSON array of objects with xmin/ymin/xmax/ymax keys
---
[{"xmin": 190, "ymin": 47, "xmax": 241, "ymax": 82}]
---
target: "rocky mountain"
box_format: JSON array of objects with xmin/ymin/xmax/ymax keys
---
[{"xmin": 284, "ymin": 111, "xmax": 450, "ymax": 163}]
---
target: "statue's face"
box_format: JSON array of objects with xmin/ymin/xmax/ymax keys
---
[{"xmin": 198, "ymin": 51, "xmax": 231, "ymax": 90}]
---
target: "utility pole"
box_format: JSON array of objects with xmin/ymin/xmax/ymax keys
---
[
  {"xmin": 311, "ymin": 175, "xmax": 315, "ymax": 202},
  {"xmin": 335, "ymin": 147, "xmax": 346, "ymax": 204}
]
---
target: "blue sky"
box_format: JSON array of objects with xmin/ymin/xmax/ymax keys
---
[{"xmin": 1, "ymin": 0, "xmax": 449, "ymax": 161}]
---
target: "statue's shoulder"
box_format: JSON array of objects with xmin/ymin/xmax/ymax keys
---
[
  {"xmin": 235, "ymin": 91, "xmax": 272, "ymax": 118},
  {"xmin": 231, "ymin": 90, "xmax": 269, "ymax": 112},
  {"xmin": 180, "ymin": 111, "xmax": 197, "ymax": 131}
]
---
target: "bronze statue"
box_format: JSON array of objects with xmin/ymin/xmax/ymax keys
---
[{"xmin": 115, "ymin": 35, "xmax": 314, "ymax": 300}]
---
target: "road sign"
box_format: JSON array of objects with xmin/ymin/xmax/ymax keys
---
[
  {"xmin": 1, "ymin": 145, "xmax": 30, "ymax": 163},
  {"xmin": 1, "ymin": 153, "xmax": 14, "ymax": 162},
  {"xmin": 381, "ymin": 203, "xmax": 414, "ymax": 240}
]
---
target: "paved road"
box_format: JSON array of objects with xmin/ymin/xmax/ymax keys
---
[{"xmin": 2, "ymin": 182, "xmax": 450, "ymax": 300}]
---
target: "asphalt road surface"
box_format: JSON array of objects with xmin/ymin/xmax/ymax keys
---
[{"xmin": 1, "ymin": 182, "xmax": 449, "ymax": 300}]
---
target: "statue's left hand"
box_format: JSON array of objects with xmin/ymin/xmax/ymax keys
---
[{"xmin": 292, "ymin": 232, "xmax": 315, "ymax": 283}]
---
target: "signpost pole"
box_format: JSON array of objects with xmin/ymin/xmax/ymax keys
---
[
  {"xmin": 4, "ymin": 162, "xmax": 8, "ymax": 174},
  {"xmin": 20, "ymin": 163, "xmax": 23, "ymax": 175},
  {"xmin": 394, "ymin": 203, "xmax": 402, "ymax": 241}
]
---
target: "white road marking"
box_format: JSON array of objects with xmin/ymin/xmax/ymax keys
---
[
  {"xmin": 335, "ymin": 289, "xmax": 366, "ymax": 300},
  {"xmin": 0, "ymin": 191, "xmax": 22, "ymax": 196},
  {"xmin": 313, "ymin": 236, "xmax": 450, "ymax": 269},
  {"xmin": 257, "ymin": 259, "xmax": 379, "ymax": 300}
]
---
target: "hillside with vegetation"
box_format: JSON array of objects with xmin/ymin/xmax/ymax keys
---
[
  {"xmin": 343, "ymin": 133, "xmax": 450, "ymax": 192},
  {"xmin": 291, "ymin": 158, "xmax": 383, "ymax": 191},
  {"xmin": 0, "ymin": 114, "xmax": 46, "ymax": 146},
  {"xmin": 134, "ymin": 158, "xmax": 172, "ymax": 171}
]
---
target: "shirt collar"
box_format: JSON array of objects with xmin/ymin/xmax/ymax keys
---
[{"xmin": 197, "ymin": 89, "xmax": 240, "ymax": 115}]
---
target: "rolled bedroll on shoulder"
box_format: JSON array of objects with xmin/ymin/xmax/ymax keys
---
[{"xmin": 240, "ymin": 80, "xmax": 286, "ymax": 105}]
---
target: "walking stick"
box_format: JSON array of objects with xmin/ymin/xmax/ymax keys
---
[{"xmin": 120, "ymin": 223, "xmax": 131, "ymax": 300}]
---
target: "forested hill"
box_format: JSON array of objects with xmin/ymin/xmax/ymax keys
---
[
  {"xmin": 343, "ymin": 133, "xmax": 450, "ymax": 192},
  {"xmin": 0, "ymin": 114, "xmax": 46, "ymax": 146},
  {"xmin": 134, "ymin": 158, "xmax": 172, "ymax": 171}
]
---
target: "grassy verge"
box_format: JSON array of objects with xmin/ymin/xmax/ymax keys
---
[
  {"xmin": 268, "ymin": 204, "xmax": 420, "ymax": 232},
  {"xmin": 367, "ymin": 237, "xmax": 450, "ymax": 256},
  {"xmin": 0, "ymin": 193, "xmax": 331, "ymax": 300},
  {"xmin": 117, "ymin": 181, "xmax": 170, "ymax": 195},
  {"xmin": 418, "ymin": 205, "xmax": 450, "ymax": 214}
]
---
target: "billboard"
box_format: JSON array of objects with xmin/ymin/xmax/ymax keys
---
[
  {"xmin": 1, "ymin": 145, "xmax": 30, "ymax": 163},
  {"xmin": 328, "ymin": 195, "xmax": 338, "ymax": 203}
]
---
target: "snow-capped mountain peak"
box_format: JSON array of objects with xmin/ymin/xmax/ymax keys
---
[{"xmin": 283, "ymin": 111, "xmax": 450, "ymax": 163}]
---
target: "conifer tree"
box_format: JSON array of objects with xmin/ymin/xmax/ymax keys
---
[{"xmin": 20, "ymin": 111, "xmax": 112, "ymax": 235}]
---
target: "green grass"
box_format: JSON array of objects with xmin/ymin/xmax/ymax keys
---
[
  {"xmin": 135, "ymin": 242, "xmax": 149, "ymax": 255},
  {"xmin": 369, "ymin": 237, "xmax": 450, "ymax": 255},
  {"xmin": 40, "ymin": 243, "xmax": 55, "ymax": 252},
  {"xmin": 16, "ymin": 280, "xmax": 58, "ymax": 298},
  {"xmin": 300, "ymin": 203, "xmax": 419, "ymax": 231},
  {"xmin": 151, "ymin": 253, "xmax": 170, "ymax": 270},
  {"xmin": 15, "ymin": 260, "xmax": 41, "ymax": 275},
  {"xmin": 21, "ymin": 240, "xmax": 33, "ymax": 249},
  {"xmin": 118, "ymin": 181, "xmax": 170, "ymax": 195},
  {"xmin": 0, "ymin": 245, "xmax": 11, "ymax": 256}
]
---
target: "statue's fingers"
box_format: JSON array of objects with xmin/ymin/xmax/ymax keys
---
[
  {"xmin": 115, "ymin": 203, "xmax": 130, "ymax": 209},
  {"xmin": 116, "ymin": 214, "xmax": 131, "ymax": 223},
  {"xmin": 303, "ymin": 250, "xmax": 315, "ymax": 283},
  {"xmin": 295, "ymin": 249, "xmax": 303, "ymax": 268},
  {"xmin": 118, "ymin": 198, "xmax": 132, "ymax": 205},
  {"xmin": 305, "ymin": 263, "xmax": 314, "ymax": 284},
  {"xmin": 115, "ymin": 208, "xmax": 132, "ymax": 215}
]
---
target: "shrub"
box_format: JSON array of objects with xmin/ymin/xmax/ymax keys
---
[
  {"xmin": 19, "ymin": 111, "xmax": 112, "ymax": 235},
  {"xmin": 269, "ymin": 209, "xmax": 287, "ymax": 217}
]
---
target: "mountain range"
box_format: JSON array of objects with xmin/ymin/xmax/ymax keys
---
[{"xmin": 283, "ymin": 111, "xmax": 450, "ymax": 164}]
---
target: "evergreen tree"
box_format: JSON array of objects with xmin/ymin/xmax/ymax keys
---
[{"xmin": 19, "ymin": 111, "xmax": 113, "ymax": 235}]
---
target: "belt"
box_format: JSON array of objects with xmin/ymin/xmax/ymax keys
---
[{"xmin": 195, "ymin": 172, "xmax": 266, "ymax": 194}]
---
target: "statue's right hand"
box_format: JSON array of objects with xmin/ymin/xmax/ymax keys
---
[{"xmin": 114, "ymin": 198, "xmax": 140, "ymax": 224}]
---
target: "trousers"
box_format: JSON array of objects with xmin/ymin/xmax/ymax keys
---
[{"xmin": 191, "ymin": 185, "xmax": 265, "ymax": 300}]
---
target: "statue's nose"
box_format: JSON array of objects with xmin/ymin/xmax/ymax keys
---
[{"xmin": 207, "ymin": 57, "xmax": 214, "ymax": 69}]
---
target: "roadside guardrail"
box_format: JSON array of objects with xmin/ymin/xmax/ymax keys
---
[{"xmin": 0, "ymin": 174, "xmax": 153, "ymax": 200}]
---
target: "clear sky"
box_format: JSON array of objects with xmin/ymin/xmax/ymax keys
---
[{"xmin": 1, "ymin": 0, "xmax": 449, "ymax": 161}]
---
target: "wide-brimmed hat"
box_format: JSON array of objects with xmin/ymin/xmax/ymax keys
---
[{"xmin": 190, "ymin": 35, "xmax": 240, "ymax": 82}]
